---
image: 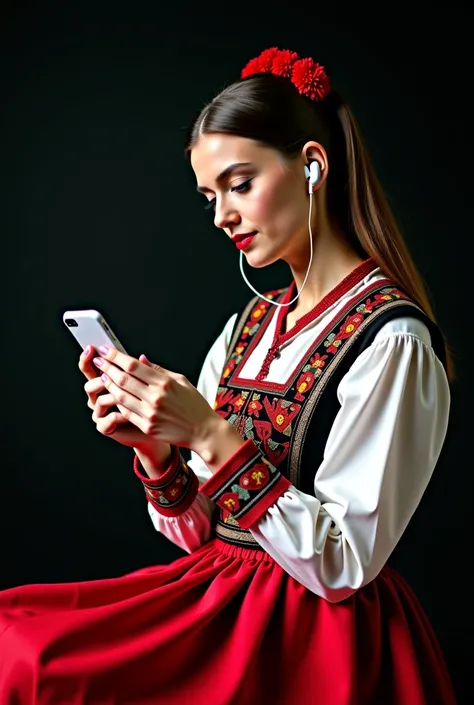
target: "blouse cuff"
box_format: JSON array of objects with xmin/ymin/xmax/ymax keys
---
[
  {"xmin": 133, "ymin": 446, "xmax": 199, "ymax": 517},
  {"xmin": 199, "ymin": 439, "xmax": 291, "ymax": 529}
]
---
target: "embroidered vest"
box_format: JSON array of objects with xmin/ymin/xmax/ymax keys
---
[{"xmin": 211, "ymin": 277, "xmax": 446, "ymax": 549}]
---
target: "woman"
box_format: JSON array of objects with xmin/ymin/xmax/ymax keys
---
[{"xmin": 0, "ymin": 47, "xmax": 456, "ymax": 704}]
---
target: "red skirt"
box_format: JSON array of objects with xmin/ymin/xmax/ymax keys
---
[{"xmin": 0, "ymin": 537, "xmax": 456, "ymax": 705}]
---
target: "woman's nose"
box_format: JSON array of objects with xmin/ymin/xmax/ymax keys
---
[{"xmin": 214, "ymin": 200, "xmax": 241, "ymax": 230}]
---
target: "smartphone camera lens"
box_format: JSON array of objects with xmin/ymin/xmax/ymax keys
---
[{"xmin": 65, "ymin": 318, "xmax": 78, "ymax": 327}]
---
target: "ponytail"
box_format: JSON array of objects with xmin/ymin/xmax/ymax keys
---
[{"xmin": 336, "ymin": 99, "xmax": 455, "ymax": 381}]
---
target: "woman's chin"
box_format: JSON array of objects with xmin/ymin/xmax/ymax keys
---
[
  {"xmin": 244, "ymin": 251, "xmax": 278, "ymax": 269},
  {"xmin": 244, "ymin": 256, "xmax": 270, "ymax": 269},
  {"xmin": 244, "ymin": 255, "xmax": 265, "ymax": 269},
  {"xmin": 242, "ymin": 242, "xmax": 277, "ymax": 269}
]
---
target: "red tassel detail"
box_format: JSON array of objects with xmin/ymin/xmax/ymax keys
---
[{"xmin": 256, "ymin": 342, "xmax": 281, "ymax": 382}]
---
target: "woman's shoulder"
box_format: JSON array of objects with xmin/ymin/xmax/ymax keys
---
[{"xmin": 371, "ymin": 315, "xmax": 432, "ymax": 346}]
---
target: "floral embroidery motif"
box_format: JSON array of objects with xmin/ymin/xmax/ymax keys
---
[
  {"xmin": 142, "ymin": 457, "xmax": 193, "ymax": 510},
  {"xmin": 357, "ymin": 289, "xmax": 407, "ymax": 313},
  {"xmin": 293, "ymin": 287, "xmax": 409, "ymax": 400},
  {"xmin": 323, "ymin": 313, "xmax": 365, "ymax": 353},
  {"xmin": 322, "ymin": 287, "xmax": 408, "ymax": 355},
  {"xmin": 294, "ymin": 353, "xmax": 328, "ymax": 401},
  {"xmin": 262, "ymin": 397, "xmax": 301, "ymax": 435},
  {"xmin": 217, "ymin": 283, "xmax": 411, "ymax": 468},
  {"xmin": 247, "ymin": 394, "xmax": 263, "ymax": 417},
  {"xmin": 211, "ymin": 281, "xmax": 414, "ymax": 540},
  {"xmin": 211, "ymin": 449, "xmax": 284, "ymax": 525},
  {"xmin": 220, "ymin": 289, "xmax": 286, "ymax": 386}
]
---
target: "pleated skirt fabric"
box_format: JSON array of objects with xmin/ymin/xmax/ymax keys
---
[{"xmin": 0, "ymin": 537, "xmax": 456, "ymax": 704}]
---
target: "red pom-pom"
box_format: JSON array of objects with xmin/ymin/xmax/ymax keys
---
[
  {"xmin": 241, "ymin": 47, "xmax": 280, "ymax": 78},
  {"xmin": 241, "ymin": 57, "xmax": 265, "ymax": 78},
  {"xmin": 241, "ymin": 48, "xmax": 331, "ymax": 103},
  {"xmin": 257, "ymin": 47, "xmax": 280, "ymax": 71},
  {"xmin": 291, "ymin": 57, "xmax": 330, "ymax": 101},
  {"xmin": 272, "ymin": 49, "xmax": 299, "ymax": 78}
]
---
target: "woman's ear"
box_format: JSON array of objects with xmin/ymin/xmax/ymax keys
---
[{"xmin": 302, "ymin": 141, "xmax": 328, "ymax": 182}]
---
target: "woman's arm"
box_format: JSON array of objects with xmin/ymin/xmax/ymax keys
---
[
  {"xmin": 199, "ymin": 317, "xmax": 451, "ymax": 601},
  {"xmin": 134, "ymin": 314, "xmax": 238, "ymax": 553}
]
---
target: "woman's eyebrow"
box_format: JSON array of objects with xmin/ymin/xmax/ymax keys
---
[{"xmin": 196, "ymin": 162, "xmax": 253, "ymax": 194}]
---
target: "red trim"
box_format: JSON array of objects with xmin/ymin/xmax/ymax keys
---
[
  {"xmin": 146, "ymin": 472, "xmax": 199, "ymax": 517},
  {"xmin": 253, "ymin": 258, "xmax": 378, "ymax": 381},
  {"xmin": 133, "ymin": 445, "xmax": 180, "ymax": 486},
  {"xmin": 232, "ymin": 272, "xmax": 390, "ymax": 395},
  {"xmin": 237, "ymin": 473, "xmax": 291, "ymax": 529},
  {"xmin": 133, "ymin": 447, "xmax": 200, "ymax": 517},
  {"xmin": 276, "ymin": 257, "xmax": 377, "ymax": 344},
  {"xmin": 199, "ymin": 439, "xmax": 258, "ymax": 498},
  {"xmin": 199, "ymin": 438, "xmax": 292, "ymax": 530},
  {"xmin": 226, "ymin": 294, "xmax": 282, "ymax": 383}
]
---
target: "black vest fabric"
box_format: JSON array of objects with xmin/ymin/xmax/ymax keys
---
[{"xmin": 211, "ymin": 278, "xmax": 446, "ymax": 548}]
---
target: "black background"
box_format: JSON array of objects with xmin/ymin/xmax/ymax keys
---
[{"xmin": 0, "ymin": 2, "xmax": 471, "ymax": 701}]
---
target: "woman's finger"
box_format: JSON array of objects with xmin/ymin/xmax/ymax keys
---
[
  {"xmin": 100, "ymin": 373, "xmax": 147, "ymax": 416},
  {"xmin": 139, "ymin": 354, "xmax": 186, "ymax": 385},
  {"xmin": 84, "ymin": 375, "xmax": 106, "ymax": 405},
  {"xmin": 96, "ymin": 411, "xmax": 127, "ymax": 436},
  {"xmin": 92, "ymin": 358, "xmax": 151, "ymax": 400},
  {"xmin": 78, "ymin": 345, "xmax": 99, "ymax": 381},
  {"xmin": 92, "ymin": 392, "xmax": 121, "ymax": 421},
  {"xmin": 95, "ymin": 346, "xmax": 166, "ymax": 384},
  {"xmin": 114, "ymin": 403, "xmax": 157, "ymax": 437}
]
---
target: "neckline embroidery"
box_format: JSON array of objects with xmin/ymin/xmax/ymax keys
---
[{"xmin": 256, "ymin": 257, "xmax": 377, "ymax": 381}]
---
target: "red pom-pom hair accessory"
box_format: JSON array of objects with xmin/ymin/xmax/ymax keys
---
[
  {"xmin": 240, "ymin": 47, "xmax": 280, "ymax": 78},
  {"xmin": 272, "ymin": 49, "xmax": 299, "ymax": 78},
  {"xmin": 240, "ymin": 47, "xmax": 330, "ymax": 102},
  {"xmin": 292, "ymin": 57, "xmax": 330, "ymax": 101}
]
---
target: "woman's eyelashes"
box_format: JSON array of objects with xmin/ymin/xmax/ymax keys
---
[{"xmin": 204, "ymin": 178, "xmax": 254, "ymax": 211}]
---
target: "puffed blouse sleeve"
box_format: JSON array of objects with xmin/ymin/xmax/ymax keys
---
[
  {"xmin": 133, "ymin": 314, "xmax": 237, "ymax": 553},
  {"xmin": 198, "ymin": 316, "xmax": 451, "ymax": 602}
]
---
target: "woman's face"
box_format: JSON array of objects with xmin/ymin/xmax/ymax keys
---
[{"xmin": 190, "ymin": 133, "xmax": 312, "ymax": 269}]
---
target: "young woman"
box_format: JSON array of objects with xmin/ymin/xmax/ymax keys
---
[{"xmin": 0, "ymin": 47, "xmax": 457, "ymax": 704}]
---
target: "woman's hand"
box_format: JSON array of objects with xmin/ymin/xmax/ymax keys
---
[
  {"xmin": 78, "ymin": 346, "xmax": 171, "ymax": 466},
  {"xmin": 79, "ymin": 345, "xmax": 130, "ymax": 437},
  {"xmin": 91, "ymin": 345, "xmax": 220, "ymax": 456}
]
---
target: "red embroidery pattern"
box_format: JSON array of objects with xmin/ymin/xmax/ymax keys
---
[
  {"xmin": 138, "ymin": 456, "xmax": 196, "ymax": 513},
  {"xmin": 205, "ymin": 444, "xmax": 291, "ymax": 528},
  {"xmin": 218, "ymin": 461, "xmax": 273, "ymax": 515},
  {"xmin": 219, "ymin": 288, "xmax": 286, "ymax": 386},
  {"xmin": 292, "ymin": 286, "xmax": 410, "ymax": 402},
  {"xmin": 262, "ymin": 397, "xmax": 301, "ymax": 434},
  {"xmin": 211, "ymin": 282, "xmax": 413, "ymax": 539},
  {"xmin": 217, "ymin": 284, "xmax": 410, "ymax": 463}
]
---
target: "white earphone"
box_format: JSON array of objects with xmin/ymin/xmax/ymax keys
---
[
  {"xmin": 239, "ymin": 160, "xmax": 322, "ymax": 307},
  {"xmin": 304, "ymin": 161, "xmax": 321, "ymax": 193}
]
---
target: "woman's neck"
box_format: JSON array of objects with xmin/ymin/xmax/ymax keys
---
[{"xmin": 287, "ymin": 232, "xmax": 366, "ymax": 318}]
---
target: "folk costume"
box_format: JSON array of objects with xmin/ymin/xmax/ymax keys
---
[{"xmin": 0, "ymin": 259, "xmax": 455, "ymax": 704}]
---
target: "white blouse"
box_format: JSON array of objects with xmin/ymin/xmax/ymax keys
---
[{"xmin": 146, "ymin": 268, "xmax": 450, "ymax": 602}]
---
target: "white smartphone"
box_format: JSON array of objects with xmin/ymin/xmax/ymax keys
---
[{"xmin": 63, "ymin": 309, "xmax": 128, "ymax": 354}]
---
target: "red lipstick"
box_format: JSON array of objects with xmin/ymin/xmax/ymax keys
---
[{"xmin": 232, "ymin": 232, "xmax": 257, "ymax": 250}]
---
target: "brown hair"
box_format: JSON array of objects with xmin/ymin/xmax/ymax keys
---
[{"xmin": 185, "ymin": 73, "xmax": 454, "ymax": 381}]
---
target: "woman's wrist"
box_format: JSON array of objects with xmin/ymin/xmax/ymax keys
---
[
  {"xmin": 134, "ymin": 442, "xmax": 173, "ymax": 479},
  {"xmin": 194, "ymin": 413, "xmax": 246, "ymax": 474}
]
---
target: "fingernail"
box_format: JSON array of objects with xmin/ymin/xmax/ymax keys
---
[
  {"xmin": 84, "ymin": 345, "xmax": 91, "ymax": 356},
  {"xmin": 101, "ymin": 373, "xmax": 108, "ymax": 382},
  {"xmin": 99, "ymin": 345, "xmax": 109, "ymax": 355},
  {"xmin": 93, "ymin": 357, "xmax": 103, "ymax": 367}
]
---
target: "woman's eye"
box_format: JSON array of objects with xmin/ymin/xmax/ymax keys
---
[
  {"xmin": 231, "ymin": 178, "xmax": 253, "ymax": 194},
  {"xmin": 204, "ymin": 178, "xmax": 254, "ymax": 211}
]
